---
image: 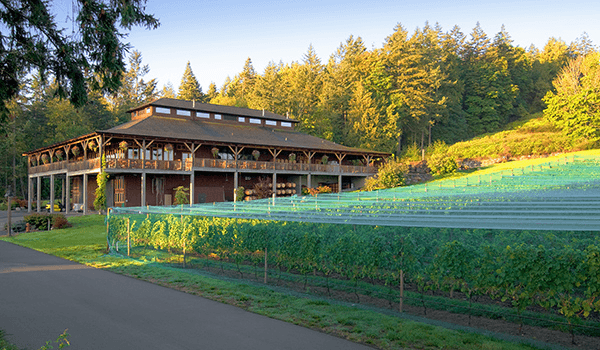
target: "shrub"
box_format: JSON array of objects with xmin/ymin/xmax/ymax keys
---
[
  {"xmin": 24, "ymin": 213, "xmax": 71, "ymax": 231},
  {"xmin": 173, "ymin": 186, "xmax": 190, "ymax": 205},
  {"xmin": 52, "ymin": 215, "xmax": 72, "ymax": 229},
  {"xmin": 400, "ymin": 143, "xmax": 422, "ymax": 162},
  {"xmin": 363, "ymin": 158, "xmax": 409, "ymax": 191},
  {"xmin": 427, "ymin": 141, "xmax": 457, "ymax": 176}
]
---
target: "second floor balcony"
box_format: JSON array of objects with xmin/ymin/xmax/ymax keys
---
[{"xmin": 28, "ymin": 156, "xmax": 378, "ymax": 176}]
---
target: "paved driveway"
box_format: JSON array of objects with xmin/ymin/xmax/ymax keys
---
[{"xmin": 0, "ymin": 241, "xmax": 371, "ymax": 350}]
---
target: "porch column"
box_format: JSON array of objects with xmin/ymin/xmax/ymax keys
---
[
  {"xmin": 307, "ymin": 173, "xmax": 312, "ymax": 189},
  {"xmin": 141, "ymin": 171, "xmax": 147, "ymax": 207},
  {"xmin": 189, "ymin": 171, "xmax": 195, "ymax": 206},
  {"xmin": 27, "ymin": 177, "xmax": 32, "ymax": 213},
  {"xmin": 233, "ymin": 171, "xmax": 239, "ymax": 201},
  {"xmin": 338, "ymin": 174, "xmax": 342, "ymax": 193},
  {"xmin": 65, "ymin": 174, "xmax": 70, "ymax": 214},
  {"xmin": 50, "ymin": 174, "xmax": 55, "ymax": 213},
  {"xmin": 83, "ymin": 173, "xmax": 88, "ymax": 215},
  {"xmin": 36, "ymin": 176, "xmax": 41, "ymax": 213},
  {"xmin": 61, "ymin": 177, "xmax": 65, "ymax": 207},
  {"xmin": 272, "ymin": 173, "xmax": 277, "ymax": 197}
]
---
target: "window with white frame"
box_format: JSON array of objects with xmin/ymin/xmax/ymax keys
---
[
  {"xmin": 197, "ymin": 112, "xmax": 210, "ymax": 119},
  {"xmin": 238, "ymin": 117, "xmax": 246, "ymax": 122},
  {"xmin": 249, "ymin": 118, "xmax": 261, "ymax": 124},
  {"xmin": 281, "ymin": 122, "xmax": 292, "ymax": 128},
  {"xmin": 156, "ymin": 107, "xmax": 171, "ymax": 114},
  {"xmin": 177, "ymin": 109, "xmax": 191, "ymax": 116},
  {"xmin": 265, "ymin": 120, "xmax": 277, "ymax": 126}
]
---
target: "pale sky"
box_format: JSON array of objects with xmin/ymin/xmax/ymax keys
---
[{"xmin": 57, "ymin": 0, "xmax": 600, "ymax": 92}]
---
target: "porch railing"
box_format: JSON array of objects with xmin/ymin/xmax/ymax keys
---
[{"xmin": 29, "ymin": 156, "xmax": 377, "ymax": 175}]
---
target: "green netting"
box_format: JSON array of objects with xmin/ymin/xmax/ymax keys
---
[
  {"xmin": 105, "ymin": 153, "xmax": 600, "ymax": 343},
  {"xmin": 110, "ymin": 154, "xmax": 600, "ymax": 231}
]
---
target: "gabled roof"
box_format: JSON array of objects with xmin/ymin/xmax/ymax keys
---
[
  {"xmin": 100, "ymin": 115, "xmax": 388, "ymax": 156},
  {"xmin": 129, "ymin": 98, "xmax": 297, "ymax": 123}
]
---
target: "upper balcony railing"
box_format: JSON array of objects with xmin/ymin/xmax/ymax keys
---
[{"xmin": 29, "ymin": 157, "xmax": 377, "ymax": 175}]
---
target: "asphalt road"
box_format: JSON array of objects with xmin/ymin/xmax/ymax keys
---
[{"xmin": 0, "ymin": 241, "xmax": 372, "ymax": 350}]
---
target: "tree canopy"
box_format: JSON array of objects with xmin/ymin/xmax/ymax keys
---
[
  {"xmin": 0, "ymin": 0, "xmax": 159, "ymax": 124},
  {"xmin": 177, "ymin": 61, "xmax": 203, "ymax": 101}
]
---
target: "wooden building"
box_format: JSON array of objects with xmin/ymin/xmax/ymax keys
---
[{"xmin": 24, "ymin": 98, "xmax": 388, "ymax": 213}]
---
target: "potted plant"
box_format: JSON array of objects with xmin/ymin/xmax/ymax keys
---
[
  {"xmin": 288, "ymin": 153, "xmax": 296, "ymax": 163},
  {"xmin": 72, "ymin": 145, "xmax": 80, "ymax": 156},
  {"xmin": 119, "ymin": 141, "xmax": 129, "ymax": 152},
  {"xmin": 88, "ymin": 140, "xmax": 98, "ymax": 152},
  {"xmin": 164, "ymin": 143, "xmax": 174, "ymax": 152},
  {"xmin": 41, "ymin": 154, "xmax": 49, "ymax": 164},
  {"xmin": 252, "ymin": 150, "xmax": 260, "ymax": 160},
  {"xmin": 321, "ymin": 155, "xmax": 328, "ymax": 165},
  {"xmin": 211, "ymin": 147, "xmax": 219, "ymax": 159}
]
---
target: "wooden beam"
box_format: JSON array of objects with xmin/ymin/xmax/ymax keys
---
[{"xmin": 268, "ymin": 148, "xmax": 282, "ymax": 161}]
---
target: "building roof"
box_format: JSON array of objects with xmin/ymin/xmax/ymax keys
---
[
  {"xmin": 100, "ymin": 114, "xmax": 388, "ymax": 156},
  {"xmin": 130, "ymin": 98, "xmax": 297, "ymax": 123}
]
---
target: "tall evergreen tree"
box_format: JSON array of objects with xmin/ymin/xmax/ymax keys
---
[{"xmin": 178, "ymin": 62, "xmax": 203, "ymax": 101}]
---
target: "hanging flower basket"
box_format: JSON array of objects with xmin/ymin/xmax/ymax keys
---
[
  {"xmin": 252, "ymin": 150, "xmax": 260, "ymax": 160},
  {"xmin": 41, "ymin": 154, "xmax": 49, "ymax": 164},
  {"xmin": 55, "ymin": 150, "xmax": 64, "ymax": 161},
  {"xmin": 321, "ymin": 155, "xmax": 329, "ymax": 165},
  {"xmin": 288, "ymin": 153, "xmax": 296, "ymax": 162},
  {"xmin": 88, "ymin": 140, "xmax": 98, "ymax": 152},
  {"xmin": 30, "ymin": 158, "xmax": 37, "ymax": 167},
  {"xmin": 211, "ymin": 147, "xmax": 219, "ymax": 159},
  {"xmin": 164, "ymin": 143, "xmax": 174, "ymax": 152},
  {"xmin": 119, "ymin": 141, "xmax": 129, "ymax": 152},
  {"xmin": 72, "ymin": 145, "xmax": 80, "ymax": 156}
]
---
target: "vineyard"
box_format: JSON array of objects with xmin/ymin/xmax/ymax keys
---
[{"xmin": 107, "ymin": 152, "xmax": 600, "ymax": 345}]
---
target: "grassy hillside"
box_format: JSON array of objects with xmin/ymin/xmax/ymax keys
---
[{"xmin": 446, "ymin": 113, "xmax": 598, "ymax": 160}]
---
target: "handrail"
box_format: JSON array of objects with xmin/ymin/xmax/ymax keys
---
[{"xmin": 28, "ymin": 157, "xmax": 377, "ymax": 175}]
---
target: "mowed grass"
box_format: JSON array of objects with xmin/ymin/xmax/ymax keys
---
[{"xmin": 0, "ymin": 215, "xmax": 539, "ymax": 350}]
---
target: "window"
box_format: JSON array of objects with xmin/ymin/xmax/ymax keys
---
[
  {"xmin": 197, "ymin": 112, "xmax": 210, "ymax": 119},
  {"xmin": 177, "ymin": 109, "xmax": 191, "ymax": 116},
  {"xmin": 265, "ymin": 120, "xmax": 277, "ymax": 126},
  {"xmin": 156, "ymin": 107, "xmax": 171, "ymax": 114},
  {"xmin": 146, "ymin": 107, "xmax": 151, "ymax": 114},
  {"xmin": 281, "ymin": 122, "xmax": 292, "ymax": 128},
  {"xmin": 128, "ymin": 148, "xmax": 140, "ymax": 159},
  {"xmin": 214, "ymin": 114, "xmax": 222, "ymax": 120},
  {"xmin": 238, "ymin": 117, "xmax": 246, "ymax": 122},
  {"xmin": 249, "ymin": 118, "xmax": 261, "ymax": 124},
  {"xmin": 223, "ymin": 115, "xmax": 237, "ymax": 121}
]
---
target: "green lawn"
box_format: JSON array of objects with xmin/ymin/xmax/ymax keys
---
[{"xmin": 0, "ymin": 215, "xmax": 542, "ymax": 350}]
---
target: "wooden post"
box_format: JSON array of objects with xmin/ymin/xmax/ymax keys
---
[
  {"xmin": 106, "ymin": 214, "xmax": 110, "ymax": 252},
  {"xmin": 36, "ymin": 176, "xmax": 41, "ymax": 213},
  {"xmin": 127, "ymin": 217, "xmax": 131, "ymax": 257},
  {"xmin": 399, "ymin": 269, "xmax": 404, "ymax": 313},
  {"xmin": 264, "ymin": 246, "xmax": 268, "ymax": 284},
  {"xmin": 7, "ymin": 195, "xmax": 11, "ymax": 237}
]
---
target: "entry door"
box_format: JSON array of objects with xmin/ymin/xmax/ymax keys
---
[{"xmin": 114, "ymin": 176, "xmax": 125, "ymax": 207}]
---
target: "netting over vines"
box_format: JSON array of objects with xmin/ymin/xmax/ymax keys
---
[
  {"xmin": 110, "ymin": 154, "xmax": 600, "ymax": 231},
  {"xmin": 106, "ymin": 153, "xmax": 600, "ymax": 339}
]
